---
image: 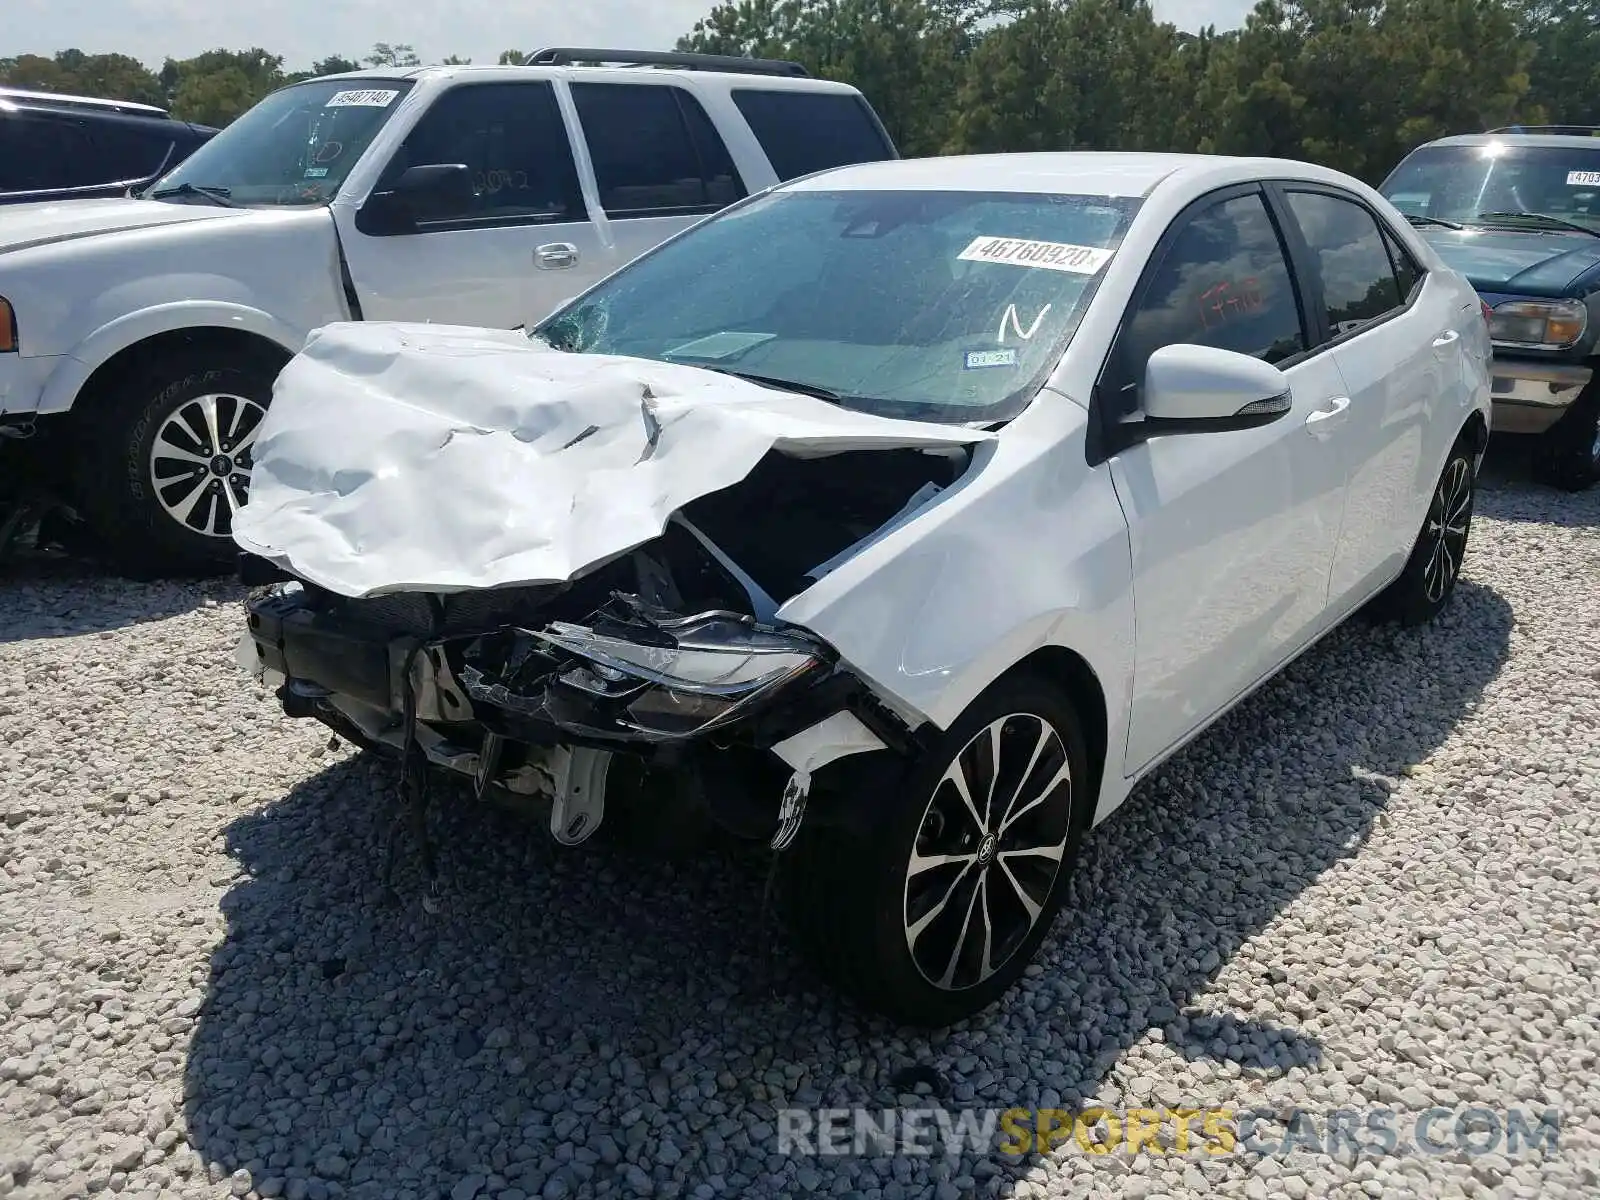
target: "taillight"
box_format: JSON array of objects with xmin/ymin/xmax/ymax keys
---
[{"xmin": 1480, "ymin": 299, "xmax": 1493, "ymax": 326}]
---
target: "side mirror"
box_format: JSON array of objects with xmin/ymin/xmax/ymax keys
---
[
  {"xmin": 1141, "ymin": 343, "xmax": 1292, "ymax": 434},
  {"xmin": 356, "ymin": 162, "xmax": 475, "ymax": 235}
]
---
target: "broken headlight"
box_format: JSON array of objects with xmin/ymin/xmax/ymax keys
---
[{"xmin": 536, "ymin": 613, "xmax": 827, "ymax": 737}]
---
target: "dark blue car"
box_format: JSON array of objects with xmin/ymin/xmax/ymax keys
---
[
  {"xmin": 1381, "ymin": 127, "xmax": 1600, "ymax": 490},
  {"xmin": 0, "ymin": 86, "xmax": 217, "ymax": 207}
]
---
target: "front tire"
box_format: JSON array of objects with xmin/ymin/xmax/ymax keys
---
[
  {"xmin": 780, "ymin": 676, "xmax": 1089, "ymax": 1026},
  {"xmin": 76, "ymin": 353, "xmax": 277, "ymax": 574},
  {"xmin": 1372, "ymin": 435, "xmax": 1476, "ymax": 626}
]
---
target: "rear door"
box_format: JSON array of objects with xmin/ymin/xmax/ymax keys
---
[
  {"xmin": 1275, "ymin": 186, "xmax": 1444, "ymax": 608},
  {"xmin": 335, "ymin": 80, "xmax": 608, "ymax": 328},
  {"xmin": 564, "ymin": 79, "xmax": 749, "ymax": 307}
]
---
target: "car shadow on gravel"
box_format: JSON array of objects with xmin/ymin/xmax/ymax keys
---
[{"xmin": 183, "ymin": 579, "xmax": 1513, "ymax": 1199}]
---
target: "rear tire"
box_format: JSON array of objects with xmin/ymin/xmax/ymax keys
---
[
  {"xmin": 779, "ymin": 675, "xmax": 1089, "ymax": 1027},
  {"xmin": 76, "ymin": 352, "xmax": 278, "ymax": 575},
  {"xmin": 1371, "ymin": 435, "xmax": 1476, "ymax": 626},
  {"xmin": 1531, "ymin": 388, "xmax": 1600, "ymax": 492}
]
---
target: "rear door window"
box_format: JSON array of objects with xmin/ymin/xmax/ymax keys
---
[
  {"xmin": 570, "ymin": 82, "xmax": 746, "ymax": 216},
  {"xmin": 1284, "ymin": 190, "xmax": 1407, "ymax": 342},
  {"xmin": 90, "ymin": 123, "xmax": 178, "ymax": 182},
  {"xmin": 730, "ymin": 89, "xmax": 894, "ymax": 181},
  {"xmin": 0, "ymin": 113, "xmax": 101, "ymax": 191}
]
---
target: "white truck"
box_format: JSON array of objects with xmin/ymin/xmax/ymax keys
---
[{"xmin": 0, "ymin": 49, "xmax": 897, "ymax": 570}]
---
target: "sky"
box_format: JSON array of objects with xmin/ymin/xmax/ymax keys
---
[{"xmin": 8, "ymin": 0, "xmax": 1259, "ymax": 73}]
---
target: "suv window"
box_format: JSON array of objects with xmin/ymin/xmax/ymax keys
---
[
  {"xmin": 92, "ymin": 123, "xmax": 177, "ymax": 183},
  {"xmin": 1108, "ymin": 191, "xmax": 1306, "ymax": 415},
  {"xmin": 0, "ymin": 113, "xmax": 100, "ymax": 191},
  {"xmin": 730, "ymin": 89, "xmax": 894, "ymax": 181},
  {"xmin": 388, "ymin": 82, "xmax": 585, "ymax": 227},
  {"xmin": 1285, "ymin": 191, "xmax": 1405, "ymax": 341},
  {"xmin": 570, "ymin": 82, "xmax": 745, "ymax": 217}
]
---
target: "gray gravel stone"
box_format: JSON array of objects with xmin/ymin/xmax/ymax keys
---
[{"xmin": 0, "ymin": 461, "xmax": 1597, "ymax": 1200}]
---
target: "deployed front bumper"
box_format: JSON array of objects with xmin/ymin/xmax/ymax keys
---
[{"xmin": 1489, "ymin": 358, "xmax": 1593, "ymax": 434}]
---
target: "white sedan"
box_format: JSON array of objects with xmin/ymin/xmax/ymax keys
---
[{"xmin": 236, "ymin": 152, "xmax": 1493, "ymax": 1026}]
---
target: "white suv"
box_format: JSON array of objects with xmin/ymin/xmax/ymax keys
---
[{"xmin": 0, "ymin": 48, "xmax": 896, "ymax": 570}]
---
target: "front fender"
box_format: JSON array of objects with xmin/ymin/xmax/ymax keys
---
[
  {"xmin": 777, "ymin": 391, "xmax": 1136, "ymax": 797},
  {"xmin": 37, "ymin": 302, "xmax": 306, "ymax": 416}
]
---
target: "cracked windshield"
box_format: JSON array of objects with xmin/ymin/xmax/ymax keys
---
[
  {"xmin": 148, "ymin": 79, "xmax": 414, "ymax": 206},
  {"xmin": 535, "ymin": 188, "xmax": 1142, "ymax": 423}
]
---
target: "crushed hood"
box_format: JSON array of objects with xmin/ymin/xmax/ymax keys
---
[
  {"xmin": 1420, "ymin": 226, "xmax": 1600, "ymax": 295},
  {"xmin": 0, "ymin": 196, "xmax": 243, "ymax": 257},
  {"xmin": 232, "ymin": 322, "xmax": 992, "ymax": 599}
]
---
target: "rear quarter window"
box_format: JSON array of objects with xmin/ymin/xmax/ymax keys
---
[{"xmin": 730, "ymin": 89, "xmax": 894, "ymax": 181}]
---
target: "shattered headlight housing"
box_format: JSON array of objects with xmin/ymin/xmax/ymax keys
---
[{"xmin": 536, "ymin": 612, "xmax": 828, "ymax": 738}]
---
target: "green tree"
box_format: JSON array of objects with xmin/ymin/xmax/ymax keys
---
[
  {"xmin": 441, "ymin": 54, "xmax": 472, "ymax": 65},
  {"xmin": 160, "ymin": 48, "xmax": 285, "ymax": 125},
  {"xmin": 949, "ymin": 0, "xmax": 1186, "ymax": 154},
  {"xmin": 1511, "ymin": 0, "xmax": 1600, "ymax": 122},
  {"xmin": 0, "ymin": 50, "xmax": 164, "ymax": 106},
  {"xmin": 364, "ymin": 42, "xmax": 422, "ymax": 68},
  {"xmin": 679, "ymin": 0, "xmax": 984, "ymax": 155},
  {"xmin": 284, "ymin": 55, "xmax": 363, "ymax": 83},
  {"xmin": 497, "ymin": 49, "xmax": 532, "ymax": 65}
]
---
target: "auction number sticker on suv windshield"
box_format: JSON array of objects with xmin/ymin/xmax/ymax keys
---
[
  {"xmin": 1567, "ymin": 171, "xmax": 1600, "ymax": 186},
  {"xmin": 958, "ymin": 236, "xmax": 1113, "ymax": 275},
  {"xmin": 326, "ymin": 89, "xmax": 400, "ymax": 108}
]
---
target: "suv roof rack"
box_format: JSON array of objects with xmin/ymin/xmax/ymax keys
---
[
  {"xmin": 1486, "ymin": 124, "xmax": 1600, "ymax": 137},
  {"xmin": 0, "ymin": 85, "xmax": 170, "ymax": 117},
  {"xmin": 525, "ymin": 47, "xmax": 809, "ymax": 78}
]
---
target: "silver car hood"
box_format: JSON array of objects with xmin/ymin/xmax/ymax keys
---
[{"xmin": 232, "ymin": 322, "xmax": 992, "ymax": 598}]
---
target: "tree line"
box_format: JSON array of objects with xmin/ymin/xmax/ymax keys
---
[{"xmin": 3, "ymin": 1, "xmax": 1597, "ymax": 182}]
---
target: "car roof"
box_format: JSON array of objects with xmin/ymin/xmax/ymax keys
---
[
  {"xmin": 0, "ymin": 85, "xmax": 171, "ymax": 118},
  {"xmin": 306, "ymin": 64, "xmax": 863, "ymax": 92},
  {"xmin": 781, "ymin": 151, "xmax": 1362, "ymax": 198},
  {"xmin": 1421, "ymin": 132, "xmax": 1600, "ymax": 151}
]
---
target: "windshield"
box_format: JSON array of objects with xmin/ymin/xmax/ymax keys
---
[
  {"xmin": 147, "ymin": 79, "xmax": 414, "ymax": 207},
  {"xmin": 1381, "ymin": 142, "xmax": 1600, "ymax": 227},
  {"xmin": 532, "ymin": 188, "xmax": 1141, "ymax": 424}
]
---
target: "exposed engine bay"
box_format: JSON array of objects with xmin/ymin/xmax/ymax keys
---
[{"xmin": 241, "ymin": 446, "xmax": 969, "ymax": 854}]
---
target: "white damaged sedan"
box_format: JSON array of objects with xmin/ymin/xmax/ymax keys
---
[{"xmin": 235, "ymin": 152, "xmax": 1492, "ymax": 1025}]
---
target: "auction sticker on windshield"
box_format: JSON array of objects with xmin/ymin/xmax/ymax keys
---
[
  {"xmin": 958, "ymin": 236, "xmax": 1114, "ymax": 275},
  {"xmin": 326, "ymin": 89, "xmax": 400, "ymax": 108},
  {"xmin": 1567, "ymin": 171, "xmax": 1600, "ymax": 187}
]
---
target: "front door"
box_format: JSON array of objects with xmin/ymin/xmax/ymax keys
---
[
  {"xmin": 335, "ymin": 81, "xmax": 610, "ymax": 329},
  {"xmin": 1101, "ymin": 187, "xmax": 1354, "ymax": 774}
]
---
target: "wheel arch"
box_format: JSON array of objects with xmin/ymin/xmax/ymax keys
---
[
  {"xmin": 1461, "ymin": 408, "xmax": 1489, "ymax": 458},
  {"xmin": 977, "ymin": 644, "xmax": 1109, "ymax": 836},
  {"xmin": 38, "ymin": 304, "xmax": 300, "ymax": 420}
]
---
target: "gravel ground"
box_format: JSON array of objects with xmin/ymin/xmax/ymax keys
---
[{"xmin": 2, "ymin": 459, "xmax": 1598, "ymax": 1200}]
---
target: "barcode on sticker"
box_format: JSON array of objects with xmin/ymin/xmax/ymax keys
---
[
  {"xmin": 326, "ymin": 89, "xmax": 400, "ymax": 108},
  {"xmin": 958, "ymin": 236, "xmax": 1113, "ymax": 275},
  {"xmin": 1567, "ymin": 171, "xmax": 1600, "ymax": 187}
]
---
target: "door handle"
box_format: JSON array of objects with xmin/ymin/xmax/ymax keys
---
[
  {"xmin": 1305, "ymin": 395, "xmax": 1351, "ymax": 437},
  {"xmin": 535, "ymin": 242, "xmax": 578, "ymax": 270},
  {"xmin": 1432, "ymin": 329, "xmax": 1461, "ymax": 349}
]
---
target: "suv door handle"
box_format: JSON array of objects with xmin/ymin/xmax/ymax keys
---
[
  {"xmin": 536, "ymin": 243, "xmax": 578, "ymax": 270},
  {"xmin": 1432, "ymin": 329, "xmax": 1461, "ymax": 349},
  {"xmin": 1305, "ymin": 395, "xmax": 1351, "ymax": 437}
]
